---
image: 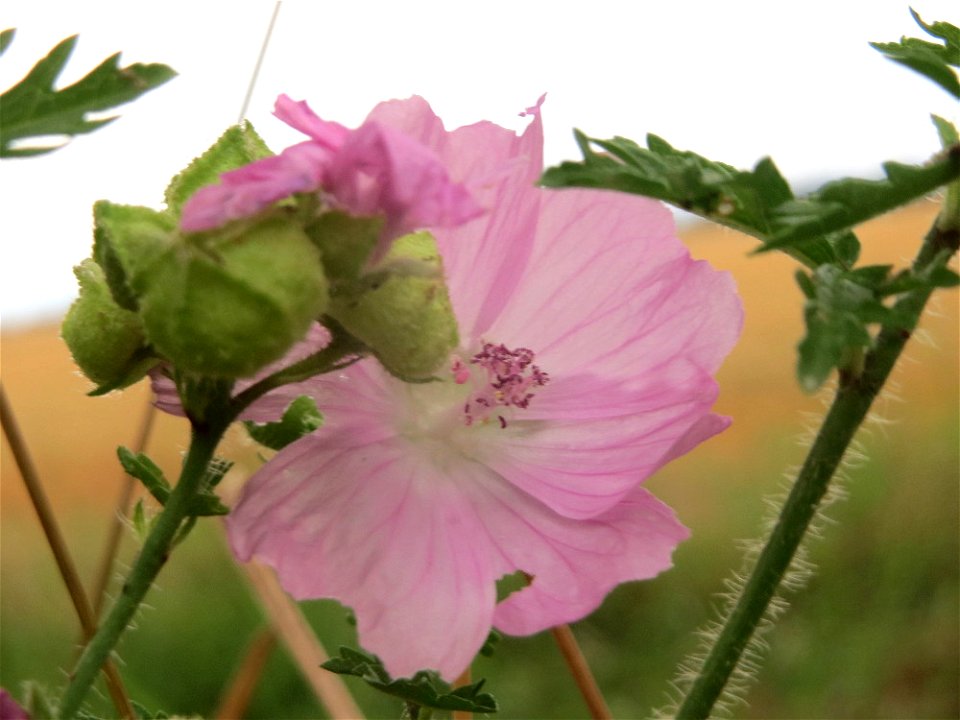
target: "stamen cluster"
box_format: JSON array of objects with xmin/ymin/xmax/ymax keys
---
[{"xmin": 457, "ymin": 342, "xmax": 549, "ymax": 428}]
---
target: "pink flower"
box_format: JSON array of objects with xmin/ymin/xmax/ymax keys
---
[
  {"xmin": 0, "ymin": 689, "xmax": 29, "ymax": 720},
  {"xmin": 181, "ymin": 95, "xmax": 484, "ymax": 261},
  {"xmin": 224, "ymin": 97, "xmax": 743, "ymax": 680}
]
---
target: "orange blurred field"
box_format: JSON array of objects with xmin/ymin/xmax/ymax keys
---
[{"xmin": 2, "ymin": 199, "xmax": 954, "ymax": 516}]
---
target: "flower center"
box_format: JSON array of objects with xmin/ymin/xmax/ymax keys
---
[{"xmin": 451, "ymin": 341, "xmax": 549, "ymax": 429}]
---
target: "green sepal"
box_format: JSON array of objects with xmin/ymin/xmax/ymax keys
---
[
  {"xmin": 139, "ymin": 215, "xmax": 328, "ymax": 378},
  {"xmin": 61, "ymin": 259, "xmax": 154, "ymax": 389},
  {"xmin": 479, "ymin": 629, "xmax": 502, "ymax": 658},
  {"xmin": 93, "ymin": 201, "xmax": 177, "ymax": 310},
  {"xmin": 306, "ymin": 210, "xmax": 381, "ymax": 281},
  {"xmin": 165, "ymin": 122, "xmax": 273, "ymax": 216},
  {"xmin": 0, "ymin": 34, "xmax": 175, "ymax": 157},
  {"xmin": 870, "ymin": 10, "xmax": 959, "ymax": 98},
  {"xmin": 328, "ymin": 231, "xmax": 458, "ymax": 381},
  {"xmin": 244, "ymin": 395, "xmax": 324, "ymax": 450},
  {"xmin": 322, "ymin": 647, "xmax": 499, "ymax": 714}
]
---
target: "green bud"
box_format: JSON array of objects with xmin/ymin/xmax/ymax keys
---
[
  {"xmin": 62, "ymin": 259, "xmax": 152, "ymax": 389},
  {"xmin": 328, "ymin": 231, "xmax": 458, "ymax": 381},
  {"xmin": 306, "ymin": 210, "xmax": 381, "ymax": 282},
  {"xmin": 93, "ymin": 201, "xmax": 176, "ymax": 310},
  {"xmin": 139, "ymin": 215, "xmax": 329, "ymax": 378},
  {"xmin": 164, "ymin": 121, "xmax": 273, "ymax": 216}
]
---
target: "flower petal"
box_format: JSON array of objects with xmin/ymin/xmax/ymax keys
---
[
  {"xmin": 228, "ymin": 404, "xmax": 499, "ymax": 680},
  {"xmin": 273, "ymin": 93, "xmax": 351, "ymax": 149}
]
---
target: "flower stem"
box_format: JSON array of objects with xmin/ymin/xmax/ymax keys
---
[
  {"xmin": 0, "ymin": 385, "xmax": 136, "ymax": 719},
  {"xmin": 675, "ymin": 214, "xmax": 959, "ymax": 719},
  {"xmin": 551, "ymin": 624, "xmax": 612, "ymax": 720},
  {"xmin": 58, "ymin": 419, "xmax": 225, "ymax": 719}
]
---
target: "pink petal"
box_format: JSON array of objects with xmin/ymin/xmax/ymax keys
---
[
  {"xmin": 228, "ymin": 359, "xmax": 689, "ymax": 678},
  {"xmin": 482, "ymin": 188, "xmax": 742, "ymax": 378},
  {"xmin": 180, "ymin": 142, "xmax": 328, "ymax": 232},
  {"xmin": 273, "ymin": 94, "xmax": 351, "ymax": 149}
]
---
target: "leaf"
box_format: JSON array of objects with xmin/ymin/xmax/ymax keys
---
[
  {"xmin": 543, "ymin": 130, "xmax": 959, "ymax": 268},
  {"xmin": 0, "ymin": 34, "xmax": 175, "ymax": 157},
  {"xmin": 322, "ymin": 646, "xmax": 499, "ymax": 713},
  {"xmin": 164, "ymin": 122, "xmax": 273, "ymax": 216},
  {"xmin": 244, "ymin": 395, "xmax": 324, "ymax": 451},
  {"xmin": 541, "ymin": 132, "xmax": 840, "ymax": 269},
  {"xmin": 0, "ymin": 28, "xmax": 14, "ymax": 57},
  {"xmin": 796, "ymin": 265, "xmax": 895, "ymax": 391},
  {"xmin": 118, "ymin": 446, "xmax": 170, "ymax": 504},
  {"xmin": 117, "ymin": 447, "xmax": 230, "ymax": 516},
  {"xmin": 870, "ymin": 10, "xmax": 960, "ymax": 98},
  {"xmin": 759, "ymin": 152, "xmax": 960, "ymax": 252}
]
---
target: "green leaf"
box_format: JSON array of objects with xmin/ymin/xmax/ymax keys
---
[
  {"xmin": 0, "ymin": 34, "xmax": 175, "ymax": 157},
  {"xmin": 244, "ymin": 395, "xmax": 324, "ymax": 451},
  {"xmin": 870, "ymin": 10, "xmax": 960, "ymax": 98},
  {"xmin": 164, "ymin": 122, "xmax": 273, "ymax": 216},
  {"xmin": 322, "ymin": 647, "xmax": 499, "ymax": 714},
  {"xmin": 796, "ymin": 265, "xmax": 894, "ymax": 392},
  {"xmin": 0, "ymin": 29, "xmax": 14, "ymax": 57},
  {"xmin": 118, "ymin": 446, "xmax": 170, "ymax": 504},
  {"xmin": 541, "ymin": 133, "xmax": 839, "ymax": 269},
  {"xmin": 759, "ymin": 152, "xmax": 960, "ymax": 252},
  {"xmin": 117, "ymin": 447, "xmax": 229, "ymax": 516}
]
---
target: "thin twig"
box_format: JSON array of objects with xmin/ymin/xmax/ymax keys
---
[
  {"xmin": 0, "ymin": 384, "xmax": 135, "ymax": 719},
  {"xmin": 242, "ymin": 561, "xmax": 365, "ymax": 719},
  {"xmin": 214, "ymin": 626, "xmax": 277, "ymax": 719},
  {"xmin": 90, "ymin": 401, "xmax": 156, "ymax": 619},
  {"xmin": 237, "ymin": 1, "xmax": 282, "ymax": 123},
  {"xmin": 551, "ymin": 624, "xmax": 612, "ymax": 720}
]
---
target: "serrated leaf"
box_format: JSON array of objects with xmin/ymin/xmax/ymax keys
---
[
  {"xmin": 796, "ymin": 265, "xmax": 895, "ymax": 391},
  {"xmin": 322, "ymin": 647, "xmax": 499, "ymax": 713},
  {"xmin": 118, "ymin": 446, "xmax": 170, "ymax": 504},
  {"xmin": 244, "ymin": 395, "xmax": 323, "ymax": 451},
  {"xmin": 758, "ymin": 151, "xmax": 960, "ymax": 252},
  {"xmin": 870, "ymin": 11, "xmax": 959, "ymax": 98},
  {"xmin": 164, "ymin": 122, "xmax": 273, "ymax": 216},
  {"xmin": 542, "ymin": 133, "xmax": 841, "ymax": 269},
  {"xmin": 185, "ymin": 492, "xmax": 230, "ymax": 516},
  {"xmin": 0, "ymin": 34, "xmax": 175, "ymax": 157}
]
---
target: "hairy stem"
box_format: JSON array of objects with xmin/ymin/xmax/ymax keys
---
[
  {"xmin": 91, "ymin": 401, "xmax": 156, "ymax": 619},
  {"xmin": 0, "ymin": 385, "xmax": 135, "ymax": 719},
  {"xmin": 676, "ymin": 214, "xmax": 958, "ymax": 718},
  {"xmin": 58, "ymin": 419, "xmax": 225, "ymax": 718}
]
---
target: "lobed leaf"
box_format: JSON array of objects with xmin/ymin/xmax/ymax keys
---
[
  {"xmin": 244, "ymin": 395, "xmax": 324, "ymax": 451},
  {"xmin": 870, "ymin": 10, "xmax": 960, "ymax": 98},
  {"xmin": 322, "ymin": 646, "xmax": 499, "ymax": 713},
  {"xmin": 0, "ymin": 33, "xmax": 175, "ymax": 157}
]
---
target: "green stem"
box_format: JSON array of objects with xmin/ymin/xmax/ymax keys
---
[
  {"xmin": 58, "ymin": 328, "xmax": 366, "ymax": 718},
  {"xmin": 676, "ymin": 215, "xmax": 958, "ymax": 719},
  {"xmin": 58, "ymin": 420, "xmax": 226, "ymax": 719}
]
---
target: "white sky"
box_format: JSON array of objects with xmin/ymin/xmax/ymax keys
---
[{"xmin": 1, "ymin": 1, "xmax": 957, "ymax": 327}]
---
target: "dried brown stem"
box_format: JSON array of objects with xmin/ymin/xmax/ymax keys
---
[
  {"xmin": 551, "ymin": 624, "xmax": 612, "ymax": 720},
  {"xmin": 214, "ymin": 627, "xmax": 277, "ymax": 720},
  {"xmin": 243, "ymin": 560, "xmax": 365, "ymax": 719},
  {"xmin": 0, "ymin": 384, "xmax": 135, "ymax": 719}
]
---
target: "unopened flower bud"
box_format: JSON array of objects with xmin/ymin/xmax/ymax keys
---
[
  {"xmin": 328, "ymin": 231, "xmax": 458, "ymax": 381},
  {"xmin": 139, "ymin": 215, "xmax": 329, "ymax": 378},
  {"xmin": 62, "ymin": 259, "xmax": 151, "ymax": 389}
]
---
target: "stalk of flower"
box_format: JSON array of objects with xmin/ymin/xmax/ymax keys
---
[{"xmin": 193, "ymin": 95, "xmax": 744, "ymax": 681}]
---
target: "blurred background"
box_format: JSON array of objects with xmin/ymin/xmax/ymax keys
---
[{"xmin": 1, "ymin": 2, "xmax": 958, "ymax": 718}]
